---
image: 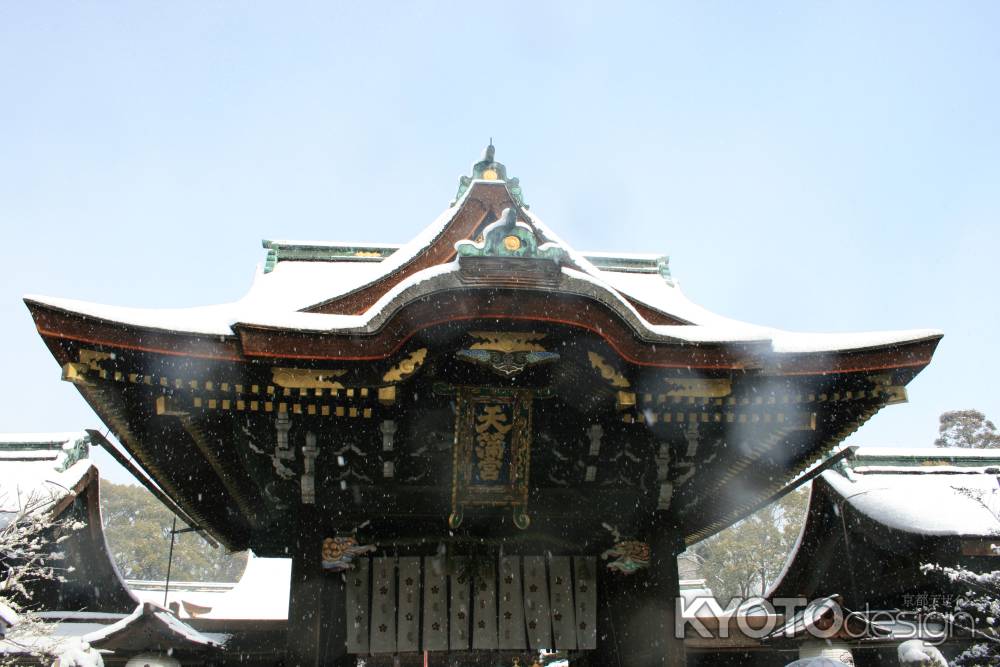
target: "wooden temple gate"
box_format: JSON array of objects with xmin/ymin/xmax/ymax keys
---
[{"xmin": 26, "ymin": 145, "xmax": 941, "ymax": 666}]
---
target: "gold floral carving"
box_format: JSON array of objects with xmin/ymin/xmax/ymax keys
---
[
  {"xmin": 381, "ymin": 348, "xmax": 428, "ymax": 383},
  {"xmin": 272, "ymin": 367, "xmax": 346, "ymax": 390},
  {"xmin": 587, "ymin": 352, "xmax": 630, "ymax": 388},
  {"xmin": 468, "ymin": 331, "xmax": 546, "ymax": 354}
]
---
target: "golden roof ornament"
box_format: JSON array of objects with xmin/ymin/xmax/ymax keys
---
[{"xmin": 451, "ymin": 141, "xmax": 528, "ymax": 208}]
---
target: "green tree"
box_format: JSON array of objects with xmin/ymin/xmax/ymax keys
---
[
  {"xmin": 100, "ymin": 481, "xmax": 246, "ymax": 582},
  {"xmin": 691, "ymin": 486, "xmax": 810, "ymax": 607},
  {"xmin": 934, "ymin": 409, "xmax": 1000, "ymax": 449}
]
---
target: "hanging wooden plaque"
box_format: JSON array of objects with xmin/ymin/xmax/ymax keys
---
[{"xmin": 451, "ymin": 387, "xmax": 533, "ymax": 527}]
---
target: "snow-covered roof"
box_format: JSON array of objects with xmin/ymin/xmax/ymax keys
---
[
  {"xmin": 827, "ymin": 468, "xmax": 1000, "ymax": 537},
  {"xmin": 125, "ymin": 555, "xmax": 291, "ymax": 622},
  {"xmin": 83, "ymin": 602, "xmax": 222, "ymax": 651},
  {"xmin": 24, "ymin": 178, "xmax": 941, "ymax": 358},
  {"xmin": 0, "ymin": 432, "xmax": 94, "ymax": 519},
  {"xmin": 26, "ymin": 259, "xmax": 941, "ymax": 356},
  {"xmin": 769, "ymin": 447, "xmax": 1000, "ymax": 600},
  {"xmin": 851, "ymin": 446, "xmax": 1000, "ymax": 466},
  {"xmin": 821, "ymin": 448, "xmax": 1000, "ymax": 537},
  {"xmin": 198, "ymin": 553, "xmax": 290, "ymax": 620},
  {"xmin": 0, "ymin": 433, "xmax": 89, "ymax": 447}
]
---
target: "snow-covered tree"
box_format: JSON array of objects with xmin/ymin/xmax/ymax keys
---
[
  {"xmin": 921, "ymin": 563, "xmax": 1000, "ymax": 665},
  {"xmin": 934, "ymin": 410, "xmax": 1000, "ymax": 449},
  {"xmin": 0, "ymin": 490, "xmax": 102, "ymax": 665}
]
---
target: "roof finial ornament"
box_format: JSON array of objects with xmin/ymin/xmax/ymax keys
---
[{"xmin": 451, "ymin": 140, "xmax": 528, "ymax": 209}]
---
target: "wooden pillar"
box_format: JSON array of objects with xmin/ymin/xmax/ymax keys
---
[
  {"xmin": 594, "ymin": 515, "xmax": 686, "ymax": 666},
  {"xmin": 286, "ymin": 513, "xmax": 347, "ymax": 666}
]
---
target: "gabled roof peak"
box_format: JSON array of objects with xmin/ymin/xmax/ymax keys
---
[{"xmin": 452, "ymin": 143, "xmax": 528, "ymax": 209}]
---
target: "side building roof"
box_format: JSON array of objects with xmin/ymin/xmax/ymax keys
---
[
  {"xmin": 0, "ymin": 432, "xmax": 138, "ymax": 613},
  {"xmin": 769, "ymin": 447, "xmax": 1000, "ymax": 602}
]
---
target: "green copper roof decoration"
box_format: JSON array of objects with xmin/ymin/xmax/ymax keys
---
[
  {"xmin": 261, "ymin": 241, "xmax": 399, "ymax": 273},
  {"xmin": 455, "ymin": 207, "xmax": 566, "ymax": 263},
  {"xmin": 0, "ymin": 433, "xmax": 91, "ymax": 472},
  {"xmin": 451, "ymin": 142, "xmax": 528, "ymax": 208},
  {"xmin": 56, "ymin": 434, "xmax": 91, "ymax": 472},
  {"xmin": 585, "ymin": 254, "xmax": 674, "ymax": 285}
]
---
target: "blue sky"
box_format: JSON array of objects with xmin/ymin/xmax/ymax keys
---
[{"xmin": 1, "ymin": 2, "xmax": 998, "ymax": 484}]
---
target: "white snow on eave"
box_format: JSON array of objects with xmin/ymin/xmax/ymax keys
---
[
  {"xmin": 206, "ymin": 260, "xmax": 940, "ymax": 356},
  {"xmin": 81, "ymin": 604, "xmax": 218, "ymax": 648},
  {"xmin": 26, "ymin": 294, "xmax": 242, "ymax": 337},
  {"xmin": 768, "ymin": 329, "xmax": 942, "ymax": 353},
  {"xmin": 237, "ymin": 262, "xmax": 460, "ymax": 332},
  {"xmin": 524, "ymin": 208, "xmax": 763, "ymax": 329},
  {"xmin": 853, "ymin": 465, "xmax": 1000, "ymax": 475},
  {"xmin": 853, "ymin": 446, "xmax": 1000, "ymax": 459},
  {"xmin": 823, "ymin": 469, "xmax": 1000, "ymax": 537},
  {"xmin": 0, "ymin": 451, "xmax": 59, "ymax": 461},
  {"xmin": 602, "ymin": 272, "xmax": 941, "ymax": 352},
  {"xmin": 23, "ymin": 191, "xmax": 470, "ymax": 337},
  {"xmin": 558, "ymin": 267, "xmax": 772, "ymax": 344},
  {"xmin": 527, "ymin": 210, "xmax": 942, "ymax": 354},
  {"xmin": 156, "ymin": 608, "xmax": 220, "ymax": 646},
  {"xmin": 239, "ymin": 261, "xmax": 766, "ymax": 343},
  {"xmin": 200, "ymin": 553, "xmax": 290, "ymax": 620},
  {"xmin": 0, "ymin": 432, "xmax": 86, "ymax": 446},
  {"xmin": 80, "ymin": 603, "xmax": 145, "ymax": 643},
  {"xmin": 25, "ymin": 188, "xmax": 942, "ymax": 354},
  {"xmin": 0, "ymin": 459, "xmax": 94, "ymax": 515}
]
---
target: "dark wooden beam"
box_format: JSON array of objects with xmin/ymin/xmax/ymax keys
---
[{"xmin": 86, "ymin": 429, "xmax": 219, "ymax": 549}]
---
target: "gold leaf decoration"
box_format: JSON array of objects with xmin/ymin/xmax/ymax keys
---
[
  {"xmin": 468, "ymin": 331, "xmax": 546, "ymax": 354},
  {"xmin": 587, "ymin": 352, "xmax": 630, "ymax": 388},
  {"xmin": 79, "ymin": 349, "xmax": 112, "ymax": 368},
  {"xmin": 382, "ymin": 348, "xmax": 428, "ymax": 383},
  {"xmin": 272, "ymin": 367, "xmax": 347, "ymax": 390},
  {"xmin": 663, "ymin": 378, "xmax": 732, "ymax": 398}
]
